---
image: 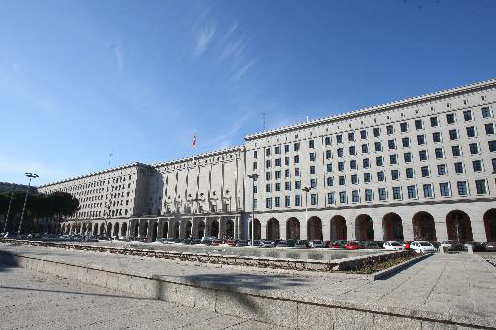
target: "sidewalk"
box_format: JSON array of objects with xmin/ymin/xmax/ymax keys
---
[{"xmin": 1, "ymin": 243, "xmax": 495, "ymax": 329}]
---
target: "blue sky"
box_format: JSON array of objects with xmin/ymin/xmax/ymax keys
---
[{"xmin": 1, "ymin": 0, "xmax": 495, "ymax": 186}]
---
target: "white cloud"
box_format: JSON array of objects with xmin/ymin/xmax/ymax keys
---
[
  {"xmin": 195, "ymin": 23, "xmax": 216, "ymax": 55},
  {"xmin": 231, "ymin": 59, "xmax": 256, "ymax": 81}
]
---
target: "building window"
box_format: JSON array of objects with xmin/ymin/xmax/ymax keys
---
[
  {"xmin": 363, "ymin": 158, "xmax": 370, "ymax": 168},
  {"xmin": 392, "ymin": 187, "xmax": 402, "ymax": 200},
  {"xmin": 253, "ymin": 162, "xmax": 258, "ymax": 170},
  {"xmin": 454, "ymin": 162, "xmax": 464, "ymax": 174},
  {"xmin": 402, "ymin": 137, "xmax": 410, "ymax": 148},
  {"xmin": 469, "ymin": 143, "xmax": 479, "ymax": 155},
  {"xmin": 326, "ymin": 150, "xmax": 332, "ymax": 159},
  {"xmin": 386, "ymin": 125, "xmax": 394, "ymax": 135},
  {"xmin": 360, "ymin": 130, "xmax": 367, "ymax": 139},
  {"xmin": 449, "ymin": 129, "xmax": 458, "ymax": 141},
  {"xmin": 284, "ymin": 145, "xmax": 290, "ymax": 153},
  {"xmin": 309, "ymin": 153, "xmax": 316, "ymax": 161},
  {"xmin": 310, "ymin": 178, "xmax": 317, "ymax": 188},
  {"xmin": 285, "ymin": 169, "xmax": 290, "ymax": 178},
  {"xmin": 463, "ymin": 110, "xmax": 472, "ymax": 121},
  {"xmin": 481, "ymin": 107, "xmax": 492, "ymax": 118},
  {"xmin": 352, "ymin": 190, "xmax": 360, "ymax": 203},
  {"xmin": 266, "ymin": 184, "xmax": 271, "ymax": 192},
  {"xmin": 253, "ymin": 185, "xmax": 258, "ymax": 193},
  {"xmin": 433, "ymin": 132, "xmax": 442, "ymax": 143},
  {"xmin": 452, "ymin": 145, "xmax": 461, "ymax": 157},
  {"xmin": 351, "ymin": 174, "xmax": 358, "ymax": 184},
  {"xmin": 493, "ymin": 158, "xmax": 496, "ymax": 173},
  {"xmin": 295, "ymin": 180, "xmax": 301, "ymax": 189},
  {"xmin": 489, "ymin": 140, "xmax": 496, "ymax": 152},
  {"xmin": 378, "ymin": 188, "xmax": 387, "ymax": 201},
  {"xmin": 373, "ymin": 127, "xmax": 380, "ymax": 137},
  {"xmin": 435, "ymin": 148, "xmax": 444, "ymax": 159},
  {"xmin": 336, "ymin": 134, "xmax": 343, "ymax": 144},
  {"xmin": 349, "ymin": 146, "xmax": 356, "ymax": 156},
  {"xmin": 406, "ymin": 168, "xmax": 414, "ymax": 178},
  {"xmin": 439, "ymin": 182, "xmax": 451, "ymax": 197},
  {"xmin": 285, "ymin": 196, "xmax": 291, "ymax": 207},
  {"xmin": 365, "ymin": 189, "xmax": 373, "ymax": 202},
  {"xmin": 446, "ymin": 113, "xmax": 455, "ymax": 124},
  {"xmin": 475, "ymin": 179, "xmax": 487, "ymax": 194},
  {"xmin": 390, "ymin": 154, "xmax": 397, "ymax": 165},
  {"xmin": 350, "ymin": 160, "xmax": 357, "ymax": 170},
  {"xmin": 423, "ymin": 184, "xmax": 433, "ymax": 198},
  {"xmin": 377, "ymin": 171, "xmax": 385, "ymax": 181},
  {"xmin": 457, "ymin": 181, "xmax": 468, "ymax": 196},
  {"xmin": 376, "ymin": 156, "xmax": 383, "ymax": 166},
  {"xmin": 337, "ymin": 148, "xmax": 344, "ymax": 157},
  {"xmin": 364, "ymin": 172, "xmax": 371, "ymax": 182},
  {"xmin": 419, "ymin": 150, "xmax": 428, "ymax": 161},
  {"xmin": 348, "ymin": 132, "xmax": 355, "ymax": 142},
  {"xmin": 466, "ymin": 126, "xmax": 476, "ymax": 138},
  {"xmin": 417, "ymin": 135, "xmax": 426, "ymax": 145},
  {"xmin": 430, "ymin": 116, "xmax": 439, "ymax": 127},
  {"xmin": 275, "ymin": 197, "xmax": 281, "ymax": 207},
  {"xmin": 275, "ymin": 146, "xmax": 281, "ymax": 154},
  {"xmin": 285, "ymin": 182, "xmax": 291, "ymax": 190},
  {"xmin": 266, "ymin": 172, "xmax": 271, "ymax": 180},
  {"xmin": 437, "ymin": 164, "xmax": 446, "ymax": 175},
  {"xmin": 326, "ymin": 177, "xmax": 333, "ymax": 187},
  {"xmin": 254, "ymin": 150, "xmax": 258, "ymax": 159},
  {"xmin": 275, "ymin": 158, "xmax": 281, "ymax": 166},
  {"xmin": 404, "ymin": 152, "xmax": 412, "ymax": 163},
  {"xmin": 485, "ymin": 123, "xmax": 494, "ymax": 135},
  {"xmin": 310, "ymin": 166, "xmax": 316, "ymax": 175},
  {"xmin": 309, "ymin": 139, "xmax": 315, "ymax": 148},
  {"xmin": 285, "ymin": 157, "xmax": 290, "ymax": 166},
  {"xmin": 339, "ymin": 191, "xmax": 347, "ymax": 203},
  {"xmin": 388, "ymin": 139, "xmax": 396, "ymax": 150},
  {"xmin": 266, "ymin": 148, "xmax": 271, "ymax": 157},
  {"xmin": 472, "ymin": 160, "xmax": 483, "ymax": 172},
  {"xmin": 266, "ymin": 198, "xmax": 272, "ymax": 209},
  {"xmin": 407, "ymin": 185, "xmax": 417, "ymax": 199},
  {"xmin": 326, "ymin": 163, "xmax": 333, "ymax": 172},
  {"xmin": 421, "ymin": 166, "xmax": 430, "ymax": 177},
  {"xmin": 327, "ymin": 192, "xmax": 335, "ymax": 205},
  {"xmin": 325, "ymin": 137, "xmax": 331, "ymax": 146},
  {"xmin": 339, "ymin": 176, "xmax": 345, "ymax": 185},
  {"xmin": 400, "ymin": 122, "xmax": 408, "ymax": 132},
  {"xmin": 391, "ymin": 169, "xmax": 399, "ymax": 180},
  {"xmin": 338, "ymin": 161, "xmax": 345, "ymax": 171},
  {"xmin": 275, "ymin": 183, "xmax": 281, "ymax": 191},
  {"xmin": 295, "ymin": 195, "xmax": 301, "ymax": 206},
  {"xmin": 310, "ymin": 194, "xmax": 317, "ymax": 205},
  {"xmin": 266, "ymin": 160, "xmax": 271, "ymax": 168},
  {"xmin": 294, "ymin": 142, "xmax": 300, "ymax": 151},
  {"xmin": 374, "ymin": 142, "xmax": 382, "ymax": 152},
  {"xmin": 415, "ymin": 119, "xmax": 423, "ymax": 130}
]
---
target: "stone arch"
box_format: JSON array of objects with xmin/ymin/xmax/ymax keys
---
[
  {"xmin": 225, "ymin": 219, "xmax": 235, "ymax": 239},
  {"xmin": 286, "ymin": 217, "xmax": 300, "ymax": 240},
  {"xmin": 330, "ymin": 215, "xmax": 347, "ymax": 241},
  {"xmin": 267, "ymin": 218, "xmax": 280, "ymax": 240},
  {"xmin": 412, "ymin": 212, "xmax": 437, "ymax": 241},
  {"xmin": 249, "ymin": 218, "xmax": 261, "ymax": 240},
  {"xmin": 483, "ymin": 209, "xmax": 496, "ymax": 241},
  {"xmin": 185, "ymin": 221, "xmax": 192, "ymax": 239},
  {"xmin": 197, "ymin": 220, "xmax": 205, "ymax": 239},
  {"xmin": 355, "ymin": 214, "xmax": 374, "ymax": 241},
  {"xmin": 446, "ymin": 210, "xmax": 473, "ymax": 242},
  {"xmin": 172, "ymin": 221, "xmax": 180, "ymax": 239},
  {"xmin": 211, "ymin": 219, "xmax": 219, "ymax": 238},
  {"xmin": 113, "ymin": 223, "xmax": 119, "ymax": 237},
  {"xmin": 106, "ymin": 223, "xmax": 112, "ymax": 237},
  {"xmin": 133, "ymin": 221, "xmax": 139, "ymax": 237},
  {"xmin": 121, "ymin": 222, "xmax": 128, "ymax": 238},
  {"xmin": 307, "ymin": 216, "xmax": 323, "ymax": 241},
  {"xmin": 382, "ymin": 213, "xmax": 404, "ymax": 241},
  {"xmin": 151, "ymin": 222, "xmax": 158, "ymax": 241},
  {"xmin": 100, "ymin": 223, "xmax": 106, "ymax": 236}
]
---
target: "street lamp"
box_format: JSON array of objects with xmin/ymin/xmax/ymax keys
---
[
  {"xmin": 3, "ymin": 184, "xmax": 14, "ymax": 234},
  {"xmin": 247, "ymin": 173, "xmax": 259, "ymax": 247},
  {"xmin": 18, "ymin": 172, "xmax": 39, "ymax": 237},
  {"xmin": 302, "ymin": 186, "xmax": 313, "ymax": 228}
]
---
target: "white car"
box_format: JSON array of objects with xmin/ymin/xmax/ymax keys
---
[
  {"xmin": 410, "ymin": 241, "xmax": 435, "ymax": 253},
  {"xmin": 383, "ymin": 241, "xmax": 405, "ymax": 250},
  {"xmin": 440, "ymin": 240, "xmax": 455, "ymax": 250},
  {"xmin": 308, "ymin": 240, "xmax": 324, "ymax": 248}
]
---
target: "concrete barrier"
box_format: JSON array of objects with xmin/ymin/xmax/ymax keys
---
[{"xmin": 0, "ymin": 250, "xmax": 493, "ymax": 330}]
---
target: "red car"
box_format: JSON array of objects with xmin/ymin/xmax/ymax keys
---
[
  {"xmin": 226, "ymin": 239, "xmax": 237, "ymax": 246},
  {"xmin": 345, "ymin": 241, "xmax": 364, "ymax": 250},
  {"xmin": 328, "ymin": 241, "xmax": 346, "ymax": 249}
]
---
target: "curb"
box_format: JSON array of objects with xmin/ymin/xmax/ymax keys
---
[{"xmin": 370, "ymin": 252, "xmax": 433, "ymax": 280}]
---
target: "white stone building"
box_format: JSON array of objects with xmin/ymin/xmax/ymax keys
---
[{"xmin": 38, "ymin": 79, "xmax": 496, "ymax": 242}]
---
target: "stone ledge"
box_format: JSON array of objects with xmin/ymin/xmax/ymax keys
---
[{"xmin": 369, "ymin": 252, "xmax": 433, "ymax": 280}]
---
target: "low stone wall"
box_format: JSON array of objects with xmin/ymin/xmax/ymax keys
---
[{"xmin": 0, "ymin": 250, "xmax": 493, "ymax": 329}]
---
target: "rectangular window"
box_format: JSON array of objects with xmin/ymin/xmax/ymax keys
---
[
  {"xmin": 469, "ymin": 143, "xmax": 479, "ymax": 155},
  {"xmin": 439, "ymin": 182, "xmax": 451, "ymax": 197},
  {"xmin": 400, "ymin": 122, "xmax": 408, "ymax": 132},
  {"xmin": 294, "ymin": 155, "xmax": 300, "ymax": 163},
  {"xmin": 407, "ymin": 185, "xmax": 417, "ymax": 199},
  {"xmin": 446, "ymin": 113, "xmax": 455, "ymax": 124},
  {"xmin": 392, "ymin": 187, "xmax": 402, "ymax": 200},
  {"xmin": 275, "ymin": 183, "xmax": 281, "ymax": 191},
  {"xmin": 435, "ymin": 148, "xmax": 444, "ymax": 159},
  {"xmin": 309, "ymin": 139, "xmax": 315, "ymax": 148},
  {"xmin": 374, "ymin": 142, "xmax": 382, "ymax": 152},
  {"xmin": 254, "ymin": 150, "xmax": 258, "ymax": 159},
  {"xmin": 476, "ymin": 179, "xmax": 487, "ymax": 194},
  {"xmin": 294, "ymin": 142, "xmax": 300, "ymax": 151},
  {"xmin": 348, "ymin": 132, "xmax": 355, "ymax": 142},
  {"xmin": 433, "ymin": 132, "xmax": 442, "ymax": 143},
  {"xmin": 386, "ymin": 125, "xmax": 394, "ymax": 135},
  {"xmin": 449, "ymin": 129, "xmax": 458, "ymax": 140},
  {"xmin": 337, "ymin": 148, "xmax": 344, "ymax": 157},
  {"xmin": 361, "ymin": 144, "xmax": 369, "ymax": 154},
  {"xmin": 352, "ymin": 190, "xmax": 359, "ymax": 203},
  {"xmin": 266, "ymin": 198, "xmax": 272, "ymax": 209},
  {"xmin": 336, "ymin": 134, "xmax": 343, "ymax": 144},
  {"xmin": 275, "ymin": 197, "xmax": 280, "ymax": 207},
  {"xmin": 472, "ymin": 160, "xmax": 483, "ymax": 172},
  {"xmin": 493, "ymin": 158, "xmax": 496, "ymax": 173},
  {"xmin": 486, "ymin": 123, "xmax": 495, "ymax": 135},
  {"xmin": 326, "ymin": 177, "xmax": 333, "ymax": 187},
  {"xmin": 466, "ymin": 126, "xmax": 476, "ymax": 138},
  {"xmin": 489, "ymin": 140, "xmax": 496, "ymax": 152},
  {"xmin": 481, "ymin": 107, "xmax": 492, "ymax": 118},
  {"xmin": 373, "ymin": 127, "xmax": 380, "ymax": 137},
  {"xmin": 402, "ymin": 137, "xmax": 410, "ymax": 148},
  {"xmin": 457, "ymin": 181, "xmax": 468, "ymax": 196},
  {"xmin": 417, "ymin": 135, "xmax": 425, "ymax": 145},
  {"xmin": 404, "ymin": 152, "xmax": 412, "ymax": 163},
  {"xmin": 284, "ymin": 145, "xmax": 290, "ymax": 153},
  {"xmin": 430, "ymin": 116, "xmax": 439, "ymax": 127},
  {"xmin": 419, "ymin": 150, "xmax": 428, "ymax": 161},
  {"xmin": 364, "ymin": 172, "xmax": 371, "ymax": 182},
  {"xmin": 310, "ymin": 178, "xmax": 317, "ymax": 188},
  {"xmin": 295, "ymin": 195, "xmax": 301, "ymax": 206},
  {"xmin": 423, "ymin": 184, "xmax": 433, "ymax": 198},
  {"xmin": 421, "ymin": 166, "xmax": 430, "ymax": 177},
  {"xmin": 378, "ymin": 188, "xmax": 387, "ymax": 201},
  {"xmin": 388, "ymin": 139, "xmax": 396, "ymax": 150},
  {"xmin": 454, "ymin": 162, "xmax": 464, "ymax": 174},
  {"xmin": 285, "ymin": 182, "xmax": 291, "ymax": 190},
  {"xmin": 437, "ymin": 164, "xmax": 446, "ymax": 175},
  {"xmin": 406, "ymin": 168, "xmax": 414, "ymax": 178},
  {"xmin": 391, "ymin": 169, "xmax": 399, "ymax": 180},
  {"xmin": 285, "ymin": 169, "xmax": 290, "ymax": 178},
  {"xmin": 325, "ymin": 137, "xmax": 331, "ymax": 146},
  {"xmin": 351, "ymin": 174, "xmax": 358, "ymax": 184},
  {"xmin": 266, "ymin": 160, "xmax": 271, "ymax": 168},
  {"xmin": 327, "ymin": 192, "xmax": 335, "ymax": 205},
  {"xmin": 363, "ymin": 158, "xmax": 370, "ymax": 168},
  {"xmin": 285, "ymin": 196, "xmax": 291, "ymax": 207},
  {"xmin": 295, "ymin": 180, "xmax": 301, "ymax": 189},
  {"xmin": 285, "ymin": 157, "xmax": 290, "ymax": 166},
  {"xmin": 275, "ymin": 170, "xmax": 281, "ymax": 179},
  {"xmin": 253, "ymin": 162, "xmax": 258, "ymax": 170},
  {"xmin": 309, "ymin": 153, "xmax": 316, "ymax": 161},
  {"xmin": 266, "ymin": 184, "xmax": 271, "ymax": 192},
  {"xmin": 463, "ymin": 110, "xmax": 472, "ymax": 121},
  {"xmin": 377, "ymin": 171, "xmax": 385, "ymax": 181},
  {"xmin": 415, "ymin": 119, "xmax": 423, "ymax": 130},
  {"xmin": 360, "ymin": 130, "xmax": 367, "ymax": 139},
  {"xmin": 266, "ymin": 148, "xmax": 271, "ymax": 156},
  {"xmin": 390, "ymin": 154, "xmax": 397, "ymax": 165},
  {"xmin": 275, "ymin": 158, "xmax": 281, "ymax": 166},
  {"xmin": 339, "ymin": 191, "xmax": 347, "ymax": 204},
  {"xmin": 326, "ymin": 150, "xmax": 332, "ymax": 159},
  {"xmin": 365, "ymin": 189, "xmax": 373, "ymax": 202},
  {"xmin": 350, "ymin": 160, "xmax": 357, "ymax": 170},
  {"xmin": 376, "ymin": 156, "xmax": 383, "ymax": 166},
  {"xmin": 266, "ymin": 172, "xmax": 271, "ymax": 180},
  {"xmin": 310, "ymin": 166, "xmax": 316, "ymax": 174},
  {"xmin": 275, "ymin": 146, "xmax": 281, "ymax": 154},
  {"xmin": 326, "ymin": 163, "xmax": 332, "ymax": 172},
  {"xmin": 339, "ymin": 175, "xmax": 345, "ymax": 185},
  {"xmin": 452, "ymin": 145, "xmax": 461, "ymax": 157},
  {"xmin": 338, "ymin": 161, "xmax": 345, "ymax": 171},
  {"xmin": 349, "ymin": 146, "xmax": 356, "ymax": 156},
  {"xmin": 310, "ymin": 193, "xmax": 317, "ymax": 205}
]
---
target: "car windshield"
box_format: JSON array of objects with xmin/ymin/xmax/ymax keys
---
[{"xmin": 419, "ymin": 242, "xmax": 431, "ymax": 246}]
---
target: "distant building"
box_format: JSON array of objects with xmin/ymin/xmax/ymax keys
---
[{"xmin": 38, "ymin": 79, "xmax": 496, "ymax": 242}]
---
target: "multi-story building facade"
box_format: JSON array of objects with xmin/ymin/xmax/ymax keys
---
[{"xmin": 38, "ymin": 79, "xmax": 496, "ymax": 243}]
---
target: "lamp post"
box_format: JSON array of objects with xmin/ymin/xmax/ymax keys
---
[
  {"xmin": 302, "ymin": 186, "xmax": 312, "ymax": 228},
  {"xmin": 18, "ymin": 173, "xmax": 39, "ymax": 237},
  {"xmin": 4, "ymin": 184, "xmax": 14, "ymax": 234},
  {"xmin": 247, "ymin": 173, "xmax": 258, "ymax": 247}
]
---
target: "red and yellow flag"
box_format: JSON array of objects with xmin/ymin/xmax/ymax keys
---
[{"xmin": 192, "ymin": 129, "xmax": 197, "ymax": 148}]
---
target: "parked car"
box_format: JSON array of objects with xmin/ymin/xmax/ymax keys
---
[
  {"xmin": 363, "ymin": 241, "xmax": 382, "ymax": 249},
  {"xmin": 260, "ymin": 240, "xmax": 275, "ymax": 247},
  {"xmin": 410, "ymin": 241, "xmax": 435, "ymax": 253},
  {"xmin": 463, "ymin": 241, "xmax": 486, "ymax": 252},
  {"xmin": 440, "ymin": 240, "xmax": 455, "ymax": 250},
  {"xmin": 383, "ymin": 241, "xmax": 405, "ymax": 250},
  {"xmin": 484, "ymin": 242, "xmax": 496, "ymax": 251},
  {"xmin": 248, "ymin": 240, "xmax": 261, "ymax": 246},
  {"xmin": 225, "ymin": 239, "xmax": 237, "ymax": 246},
  {"xmin": 190, "ymin": 239, "xmax": 202, "ymax": 245},
  {"xmin": 286, "ymin": 239, "xmax": 296, "ymax": 247},
  {"xmin": 210, "ymin": 239, "xmax": 222, "ymax": 246},
  {"xmin": 327, "ymin": 241, "xmax": 346, "ymax": 249},
  {"xmin": 345, "ymin": 241, "xmax": 364, "ymax": 250},
  {"xmin": 308, "ymin": 240, "xmax": 324, "ymax": 248},
  {"xmin": 236, "ymin": 240, "xmax": 248, "ymax": 247},
  {"xmin": 294, "ymin": 240, "xmax": 309, "ymax": 248}
]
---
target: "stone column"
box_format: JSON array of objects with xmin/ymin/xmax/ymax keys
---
[
  {"xmin": 373, "ymin": 219, "xmax": 383, "ymax": 241},
  {"xmin": 434, "ymin": 216, "xmax": 448, "ymax": 242},
  {"xmin": 234, "ymin": 216, "xmax": 239, "ymax": 240},
  {"xmin": 322, "ymin": 220, "xmax": 330, "ymax": 241},
  {"xmin": 167, "ymin": 220, "xmax": 173, "ymax": 239},
  {"xmin": 280, "ymin": 220, "xmax": 287, "ymax": 240},
  {"xmin": 300, "ymin": 217, "xmax": 308, "ymax": 241},
  {"xmin": 347, "ymin": 222, "xmax": 355, "ymax": 241},
  {"xmin": 261, "ymin": 221, "xmax": 267, "ymax": 240}
]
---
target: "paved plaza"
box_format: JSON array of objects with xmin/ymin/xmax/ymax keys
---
[{"xmin": 0, "ymin": 263, "xmax": 283, "ymax": 330}]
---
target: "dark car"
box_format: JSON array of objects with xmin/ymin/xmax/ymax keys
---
[
  {"xmin": 363, "ymin": 241, "xmax": 381, "ymax": 249},
  {"xmin": 464, "ymin": 241, "xmax": 486, "ymax": 252},
  {"xmin": 275, "ymin": 240, "xmax": 288, "ymax": 247}
]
